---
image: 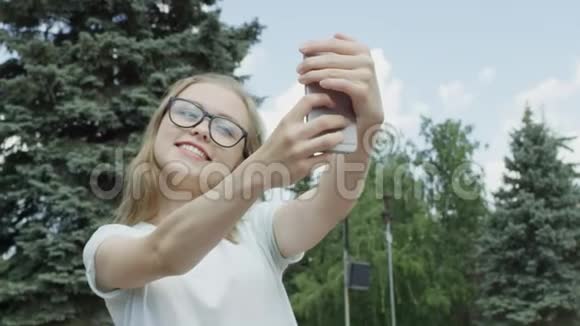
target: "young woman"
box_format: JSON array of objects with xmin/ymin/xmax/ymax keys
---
[{"xmin": 83, "ymin": 33, "xmax": 384, "ymax": 326}]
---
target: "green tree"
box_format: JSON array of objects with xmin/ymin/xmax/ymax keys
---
[
  {"xmin": 414, "ymin": 117, "xmax": 488, "ymax": 325},
  {"xmin": 286, "ymin": 149, "xmax": 472, "ymax": 326},
  {"xmin": 477, "ymin": 107, "xmax": 580, "ymax": 325},
  {"xmin": 287, "ymin": 156, "xmax": 397, "ymax": 326},
  {"xmin": 285, "ymin": 117, "xmax": 488, "ymax": 326},
  {"xmin": 0, "ymin": 1, "xmax": 262, "ymax": 324},
  {"xmin": 378, "ymin": 150, "xmax": 459, "ymax": 326},
  {"xmin": 283, "ymin": 125, "xmax": 402, "ymax": 325}
]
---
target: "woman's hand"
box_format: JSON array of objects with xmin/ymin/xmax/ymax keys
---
[
  {"xmin": 297, "ymin": 33, "xmax": 385, "ymax": 128},
  {"xmin": 248, "ymin": 93, "xmax": 351, "ymax": 189}
]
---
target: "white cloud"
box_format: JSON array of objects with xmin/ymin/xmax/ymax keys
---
[
  {"xmin": 486, "ymin": 62, "xmax": 580, "ymax": 195},
  {"xmin": 483, "ymin": 160, "xmax": 505, "ymax": 195},
  {"xmin": 515, "ymin": 62, "xmax": 580, "ymax": 108},
  {"xmin": 511, "ymin": 61, "xmax": 580, "ymax": 170},
  {"xmin": 357, "ymin": 49, "xmax": 423, "ymax": 140},
  {"xmin": 438, "ymin": 80, "xmax": 474, "ymax": 111},
  {"xmin": 411, "ymin": 101, "xmax": 430, "ymax": 114},
  {"xmin": 516, "ymin": 78, "xmax": 578, "ymax": 108},
  {"xmin": 258, "ymin": 82, "xmax": 303, "ymax": 137},
  {"xmin": 559, "ymin": 134, "xmax": 580, "ymax": 166},
  {"xmin": 235, "ymin": 46, "xmax": 266, "ymax": 77},
  {"xmin": 371, "ymin": 49, "xmax": 407, "ymax": 130},
  {"xmin": 478, "ymin": 66, "xmax": 496, "ymax": 84}
]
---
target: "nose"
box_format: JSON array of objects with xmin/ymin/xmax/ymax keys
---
[{"xmin": 189, "ymin": 117, "xmax": 211, "ymax": 142}]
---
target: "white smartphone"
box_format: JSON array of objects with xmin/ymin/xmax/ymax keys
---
[{"xmin": 304, "ymin": 54, "xmax": 358, "ymax": 153}]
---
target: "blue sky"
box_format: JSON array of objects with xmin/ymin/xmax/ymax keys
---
[
  {"xmin": 1, "ymin": 1, "xmax": 578, "ymax": 196},
  {"xmin": 220, "ymin": 0, "xmax": 580, "ymax": 194}
]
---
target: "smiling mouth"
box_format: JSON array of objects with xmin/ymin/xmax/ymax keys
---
[{"xmin": 175, "ymin": 144, "xmax": 211, "ymax": 161}]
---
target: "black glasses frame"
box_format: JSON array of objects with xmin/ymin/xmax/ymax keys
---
[{"xmin": 164, "ymin": 96, "xmax": 249, "ymax": 157}]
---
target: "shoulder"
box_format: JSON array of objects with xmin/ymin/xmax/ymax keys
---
[
  {"xmin": 85, "ymin": 223, "xmax": 153, "ymax": 245},
  {"xmin": 241, "ymin": 200, "xmax": 280, "ymax": 229},
  {"xmin": 241, "ymin": 199, "xmax": 305, "ymax": 273},
  {"xmin": 82, "ymin": 222, "xmax": 154, "ymax": 300},
  {"xmin": 241, "ymin": 189, "xmax": 296, "ymax": 227},
  {"xmin": 82, "ymin": 223, "xmax": 153, "ymax": 271}
]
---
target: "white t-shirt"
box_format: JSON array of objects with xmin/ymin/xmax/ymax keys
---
[{"xmin": 82, "ymin": 200, "xmax": 305, "ymax": 326}]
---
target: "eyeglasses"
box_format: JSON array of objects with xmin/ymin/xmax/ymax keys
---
[{"xmin": 164, "ymin": 97, "xmax": 249, "ymax": 156}]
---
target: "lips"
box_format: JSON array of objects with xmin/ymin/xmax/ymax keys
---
[{"xmin": 174, "ymin": 141, "xmax": 212, "ymax": 161}]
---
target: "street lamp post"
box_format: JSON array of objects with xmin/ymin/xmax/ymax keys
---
[
  {"xmin": 343, "ymin": 218, "xmax": 351, "ymax": 326},
  {"xmin": 342, "ymin": 216, "xmax": 372, "ymax": 326},
  {"xmin": 383, "ymin": 193, "xmax": 397, "ymax": 326}
]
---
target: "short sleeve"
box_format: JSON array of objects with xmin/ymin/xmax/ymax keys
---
[
  {"xmin": 247, "ymin": 200, "xmax": 305, "ymax": 275},
  {"xmin": 82, "ymin": 223, "xmax": 147, "ymax": 300}
]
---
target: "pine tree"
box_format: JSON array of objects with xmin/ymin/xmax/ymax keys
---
[
  {"xmin": 477, "ymin": 107, "xmax": 580, "ymax": 325},
  {"xmin": 0, "ymin": 1, "xmax": 262, "ymax": 324}
]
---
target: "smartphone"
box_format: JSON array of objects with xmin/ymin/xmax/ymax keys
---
[{"xmin": 304, "ymin": 54, "xmax": 358, "ymax": 153}]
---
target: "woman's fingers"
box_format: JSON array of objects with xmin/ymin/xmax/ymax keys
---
[
  {"xmin": 300, "ymin": 37, "xmax": 368, "ymax": 56},
  {"xmin": 333, "ymin": 33, "xmax": 357, "ymax": 42},
  {"xmin": 304, "ymin": 152, "xmax": 334, "ymax": 171},
  {"xmin": 298, "ymin": 68, "xmax": 371, "ymax": 86},
  {"xmin": 297, "ymin": 53, "xmax": 365, "ymax": 74},
  {"xmin": 302, "ymin": 113, "xmax": 350, "ymax": 139},
  {"xmin": 300, "ymin": 130, "xmax": 345, "ymax": 157},
  {"xmin": 319, "ymin": 78, "xmax": 368, "ymax": 103},
  {"xmin": 285, "ymin": 93, "xmax": 336, "ymax": 122}
]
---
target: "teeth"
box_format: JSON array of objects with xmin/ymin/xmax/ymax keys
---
[{"xmin": 178, "ymin": 144, "xmax": 209, "ymax": 160}]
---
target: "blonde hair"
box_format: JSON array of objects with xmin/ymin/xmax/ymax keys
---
[{"xmin": 113, "ymin": 73, "xmax": 266, "ymax": 244}]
